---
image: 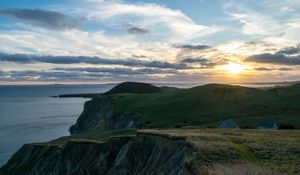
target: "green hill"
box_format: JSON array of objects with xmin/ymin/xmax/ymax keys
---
[
  {"xmin": 69, "ymin": 83, "xmax": 300, "ymax": 134},
  {"xmin": 110, "ymin": 84, "xmax": 300, "ymax": 129},
  {"xmin": 105, "ymin": 82, "xmax": 161, "ymax": 95}
]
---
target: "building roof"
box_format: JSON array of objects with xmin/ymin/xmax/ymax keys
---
[
  {"xmin": 218, "ymin": 118, "xmax": 239, "ymax": 128},
  {"xmin": 258, "ymin": 121, "xmax": 277, "ymax": 128}
]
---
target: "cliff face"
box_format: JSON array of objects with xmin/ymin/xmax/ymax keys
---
[
  {"xmin": 0, "ymin": 134, "xmax": 192, "ymax": 175},
  {"xmin": 2, "ymin": 129, "xmax": 298, "ymax": 175},
  {"xmin": 69, "ymin": 97, "xmax": 139, "ymax": 134}
]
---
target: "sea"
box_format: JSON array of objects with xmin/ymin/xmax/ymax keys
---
[
  {"xmin": 0, "ymin": 84, "xmax": 115, "ymax": 166},
  {"xmin": 0, "ymin": 82, "xmax": 286, "ymax": 166}
]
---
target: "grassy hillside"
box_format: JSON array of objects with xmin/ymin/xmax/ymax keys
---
[
  {"xmin": 109, "ymin": 84, "xmax": 300, "ymax": 128},
  {"xmin": 141, "ymin": 129, "xmax": 300, "ymax": 175},
  {"xmin": 105, "ymin": 82, "xmax": 162, "ymax": 95}
]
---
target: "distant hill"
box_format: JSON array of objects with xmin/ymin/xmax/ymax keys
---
[
  {"xmin": 105, "ymin": 82, "xmax": 162, "ymax": 95},
  {"xmin": 291, "ymin": 82, "xmax": 300, "ymax": 87}
]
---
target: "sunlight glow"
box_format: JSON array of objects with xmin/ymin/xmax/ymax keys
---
[{"xmin": 223, "ymin": 63, "xmax": 245, "ymax": 74}]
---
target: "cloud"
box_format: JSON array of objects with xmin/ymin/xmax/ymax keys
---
[
  {"xmin": 0, "ymin": 9, "xmax": 85, "ymax": 30},
  {"xmin": 0, "ymin": 1, "xmax": 220, "ymax": 58},
  {"xmin": 180, "ymin": 57, "xmax": 217, "ymax": 67},
  {"xmin": 0, "ymin": 53, "xmax": 188, "ymax": 69},
  {"xmin": 52, "ymin": 67, "xmax": 177, "ymax": 75},
  {"xmin": 277, "ymin": 44, "xmax": 300, "ymax": 55},
  {"xmin": 131, "ymin": 54, "xmax": 148, "ymax": 58},
  {"xmin": 223, "ymin": 1, "xmax": 284, "ymax": 36},
  {"xmin": 181, "ymin": 58, "xmax": 209, "ymax": 63},
  {"xmin": 278, "ymin": 67, "xmax": 293, "ymax": 71},
  {"xmin": 176, "ymin": 44, "xmax": 212, "ymax": 50},
  {"xmin": 254, "ymin": 67, "xmax": 293, "ymax": 71},
  {"xmin": 228, "ymin": 12, "xmax": 283, "ymax": 35},
  {"xmin": 80, "ymin": 1, "xmax": 220, "ymax": 42},
  {"xmin": 0, "ymin": 70, "xmax": 103, "ymax": 82},
  {"xmin": 127, "ymin": 26, "xmax": 149, "ymax": 35},
  {"xmin": 247, "ymin": 53, "xmax": 300, "ymax": 65},
  {"xmin": 0, "ymin": 67, "xmax": 177, "ymax": 82},
  {"xmin": 246, "ymin": 44, "xmax": 300, "ymax": 65}
]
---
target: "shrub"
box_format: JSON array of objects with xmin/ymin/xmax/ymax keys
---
[
  {"xmin": 278, "ymin": 124, "xmax": 295, "ymax": 129},
  {"xmin": 175, "ymin": 125, "xmax": 182, "ymax": 128}
]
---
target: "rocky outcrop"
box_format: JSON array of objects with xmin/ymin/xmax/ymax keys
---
[
  {"xmin": 0, "ymin": 133, "xmax": 192, "ymax": 175},
  {"xmin": 69, "ymin": 97, "xmax": 139, "ymax": 134}
]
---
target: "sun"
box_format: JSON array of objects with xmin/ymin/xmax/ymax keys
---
[{"xmin": 223, "ymin": 63, "xmax": 245, "ymax": 74}]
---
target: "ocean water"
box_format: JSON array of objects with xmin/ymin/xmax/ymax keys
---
[{"xmin": 0, "ymin": 84, "xmax": 114, "ymax": 166}]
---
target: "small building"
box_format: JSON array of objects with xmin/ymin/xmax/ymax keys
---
[
  {"xmin": 257, "ymin": 121, "xmax": 278, "ymax": 130},
  {"xmin": 218, "ymin": 118, "xmax": 239, "ymax": 129}
]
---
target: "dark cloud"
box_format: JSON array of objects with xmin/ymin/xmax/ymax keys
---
[
  {"xmin": 246, "ymin": 53, "xmax": 300, "ymax": 65},
  {"xmin": 0, "ymin": 67, "xmax": 177, "ymax": 82},
  {"xmin": 52, "ymin": 67, "xmax": 177, "ymax": 75},
  {"xmin": 278, "ymin": 67, "xmax": 293, "ymax": 71},
  {"xmin": 180, "ymin": 58, "xmax": 217, "ymax": 67},
  {"xmin": 254, "ymin": 67, "xmax": 273, "ymax": 71},
  {"xmin": 0, "ymin": 9, "xmax": 84, "ymax": 30},
  {"xmin": 0, "ymin": 53, "xmax": 188, "ymax": 69},
  {"xmin": 176, "ymin": 44, "xmax": 212, "ymax": 50},
  {"xmin": 242, "ymin": 41, "xmax": 275, "ymax": 47},
  {"xmin": 0, "ymin": 70, "xmax": 104, "ymax": 82},
  {"xmin": 254, "ymin": 67, "xmax": 293, "ymax": 71},
  {"xmin": 132, "ymin": 54, "xmax": 148, "ymax": 58},
  {"xmin": 244, "ymin": 41, "xmax": 257, "ymax": 46},
  {"xmin": 277, "ymin": 44, "xmax": 300, "ymax": 55},
  {"xmin": 246, "ymin": 44, "xmax": 300, "ymax": 65},
  {"xmin": 181, "ymin": 58, "xmax": 209, "ymax": 63},
  {"xmin": 127, "ymin": 26, "xmax": 149, "ymax": 35}
]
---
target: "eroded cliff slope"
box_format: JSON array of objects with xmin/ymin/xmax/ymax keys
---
[
  {"xmin": 69, "ymin": 97, "xmax": 139, "ymax": 134},
  {"xmin": 1, "ymin": 129, "xmax": 299, "ymax": 175},
  {"xmin": 1, "ymin": 131, "xmax": 191, "ymax": 175}
]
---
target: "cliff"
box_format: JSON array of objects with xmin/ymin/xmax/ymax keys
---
[
  {"xmin": 0, "ymin": 132, "xmax": 192, "ymax": 175},
  {"xmin": 1, "ymin": 129, "xmax": 299, "ymax": 175},
  {"xmin": 69, "ymin": 97, "xmax": 140, "ymax": 134}
]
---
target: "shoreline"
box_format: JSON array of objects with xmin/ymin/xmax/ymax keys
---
[{"xmin": 51, "ymin": 93, "xmax": 102, "ymax": 98}]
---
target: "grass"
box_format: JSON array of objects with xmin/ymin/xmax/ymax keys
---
[
  {"xmin": 106, "ymin": 84, "xmax": 300, "ymax": 129},
  {"xmin": 48, "ymin": 129, "xmax": 137, "ymax": 145},
  {"xmin": 207, "ymin": 164, "xmax": 281, "ymax": 175},
  {"xmin": 231, "ymin": 140, "xmax": 257, "ymax": 163},
  {"xmin": 141, "ymin": 129, "xmax": 300, "ymax": 174}
]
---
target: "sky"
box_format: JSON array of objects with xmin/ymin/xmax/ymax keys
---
[{"xmin": 0, "ymin": 0, "xmax": 299, "ymax": 85}]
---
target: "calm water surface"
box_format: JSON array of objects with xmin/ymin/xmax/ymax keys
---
[{"xmin": 0, "ymin": 84, "xmax": 114, "ymax": 166}]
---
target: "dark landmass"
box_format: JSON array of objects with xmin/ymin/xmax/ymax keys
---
[
  {"xmin": 105, "ymin": 82, "xmax": 162, "ymax": 95},
  {"xmin": 52, "ymin": 93, "xmax": 102, "ymax": 98},
  {"xmin": 292, "ymin": 82, "xmax": 300, "ymax": 87},
  {"xmin": 237, "ymin": 80, "xmax": 300, "ymax": 85},
  {"xmin": 52, "ymin": 82, "xmax": 163, "ymax": 98}
]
